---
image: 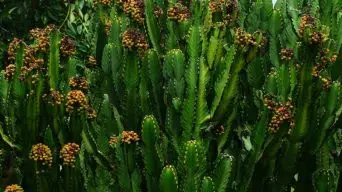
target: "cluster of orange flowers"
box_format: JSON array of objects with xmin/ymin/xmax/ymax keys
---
[
  {"xmin": 167, "ymin": 3, "xmax": 190, "ymax": 22},
  {"xmin": 67, "ymin": 77, "xmax": 96, "ymax": 117},
  {"xmin": 4, "ymin": 64, "xmax": 16, "ymax": 80},
  {"xmin": 87, "ymin": 107, "xmax": 97, "ymax": 120},
  {"xmin": 298, "ymin": 15, "xmax": 325, "ymax": 44},
  {"xmin": 29, "ymin": 143, "xmax": 82, "ymax": 169},
  {"xmin": 119, "ymin": 0, "xmax": 145, "ymax": 24},
  {"xmin": 29, "ymin": 143, "xmax": 53, "ymax": 167},
  {"xmin": 4, "ymin": 38, "xmax": 22, "ymax": 81},
  {"xmin": 66, "ymin": 90, "xmax": 88, "ymax": 113},
  {"xmin": 20, "ymin": 48, "xmax": 44, "ymax": 83},
  {"xmin": 264, "ymin": 97, "xmax": 295, "ymax": 133},
  {"xmin": 319, "ymin": 76, "xmax": 332, "ymax": 90},
  {"xmin": 7, "ymin": 38, "xmax": 22, "ymax": 61},
  {"xmin": 209, "ymin": 0, "xmax": 224, "ymax": 13},
  {"xmin": 29, "ymin": 24, "xmax": 55, "ymax": 52},
  {"xmin": 209, "ymin": 0, "xmax": 238, "ymax": 25},
  {"xmin": 69, "ymin": 76, "xmax": 88, "ymax": 92},
  {"xmin": 280, "ymin": 48, "xmax": 294, "ymax": 61},
  {"xmin": 122, "ymin": 29, "xmax": 149, "ymax": 51},
  {"xmin": 42, "ymin": 89, "xmax": 64, "ymax": 106},
  {"xmin": 120, "ymin": 131, "xmax": 140, "ymax": 144},
  {"xmin": 93, "ymin": 0, "xmax": 112, "ymax": 6},
  {"xmin": 154, "ymin": 6, "xmax": 164, "ymax": 18},
  {"xmin": 6, "ymin": 26, "xmax": 75, "ymax": 84},
  {"xmin": 87, "ymin": 56, "xmax": 97, "ymax": 68},
  {"xmin": 311, "ymin": 49, "xmax": 336, "ymax": 90},
  {"xmin": 7, "ymin": 39, "xmax": 44, "ymax": 83},
  {"xmin": 13, "ymin": 26, "xmax": 49, "ymax": 83},
  {"xmin": 108, "ymin": 135, "xmax": 118, "ymax": 146},
  {"xmin": 234, "ymin": 28, "xmax": 259, "ymax": 48},
  {"xmin": 309, "ymin": 31, "xmax": 325, "ymax": 44},
  {"xmin": 109, "ymin": 131, "xmax": 140, "ymax": 145},
  {"xmin": 4, "ymin": 184, "xmax": 24, "ymax": 192},
  {"xmin": 60, "ymin": 143, "xmax": 80, "ymax": 167},
  {"xmin": 312, "ymin": 49, "xmax": 338, "ymax": 77},
  {"xmin": 60, "ymin": 36, "xmax": 76, "ymax": 57},
  {"xmin": 104, "ymin": 18, "xmax": 112, "ymax": 35},
  {"xmin": 298, "ymin": 15, "xmax": 315, "ymax": 37}
]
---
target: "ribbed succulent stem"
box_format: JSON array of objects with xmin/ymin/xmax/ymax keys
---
[
  {"xmin": 181, "ymin": 140, "xmax": 206, "ymax": 192},
  {"xmin": 36, "ymin": 172, "xmax": 49, "ymax": 192},
  {"xmin": 292, "ymin": 47, "xmax": 318, "ymax": 141},
  {"xmin": 213, "ymin": 56, "xmax": 244, "ymax": 122},
  {"xmin": 64, "ymin": 166, "xmax": 80, "ymax": 192},
  {"xmin": 144, "ymin": 0, "xmax": 162, "ymax": 54},
  {"xmin": 142, "ymin": 115, "xmax": 163, "ymax": 192},
  {"xmin": 236, "ymin": 109, "xmax": 269, "ymax": 192},
  {"xmin": 202, "ymin": 176, "xmax": 215, "ymax": 192},
  {"xmin": 160, "ymin": 165, "xmax": 178, "ymax": 192},
  {"xmin": 274, "ymin": 141, "xmax": 300, "ymax": 191},
  {"xmin": 146, "ymin": 50, "xmax": 164, "ymax": 124},
  {"xmin": 310, "ymin": 82, "xmax": 341, "ymax": 153},
  {"xmin": 124, "ymin": 52, "xmax": 139, "ymax": 130},
  {"xmin": 48, "ymin": 30, "xmax": 60, "ymax": 89}
]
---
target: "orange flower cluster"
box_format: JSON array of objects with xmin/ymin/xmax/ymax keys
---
[
  {"xmin": 87, "ymin": 56, "xmax": 97, "ymax": 68},
  {"xmin": 122, "ymin": 29, "xmax": 149, "ymax": 51},
  {"xmin": 4, "ymin": 184, "xmax": 24, "ymax": 192},
  {"xmin": 312, "ymin": 49, "xmax": 338, "ymax": 77},
  {"xmin": 121, "ymin": 131, "xmax": 140, "ymax": 144},
  {"xmin": 19, "ymin": 42, "xmax": 46, "ymax": 82},
  {"xmin": 93, "ymin": 0, "xmax": 112, "ymax": 6},
  {"xmin": 264, "ymin": 97, "xmax": 295, "ymax": 133},
  {"xmin": 29, "ymin": 143, "xmax": 53, "ymax": 167},
  {"xmin": 167, "ymin": 3, "xmax": 190, "ymax": 22},
  {"xmin": 209, "ymin": 0, "xmax": 238, "ymax": 25},
  {"xmin": 7, "ymin": 26, "xmax": 76, "ymax": 85},
  {"xmin": 312, "ymin": 70, "xmax": 332, "ymax": 90},
  {"xmin": 66, "ymin": 90, "xmax": 88, "ymax": 113},
  {"xmin": 309, "ymin": 31, "xmax": 325, "ymax": 44},
  {"xmin": 108, "ymin": 135, "xmax": 118, "ymax": 146},
  {"xmin": 4, "ymin": 64, "xmax": 16, "ymax": 80},
  {"xmin": 43, "ymin": 89, "xmax": 64, "ymax": 106},
  {"xmin": 87, "ymin": 107, "xmax": 97, "ymax": 120},
  {"xmin": 154, "ymin": 6, "xmax": 164, "ymax": 18},
  {"xmin": 29, "ymin": 25, "xmax": 55, "ymax": 52},
  {"xmin": 19, "ymin": 25, "xmax": 54, "ymax": 81},
  {"xmin": 298, "ymin": 15, "xmax": 325, "ymax": 44},
  {"xmin": 312, "ymin": 66, "xmax": 319, "ymax": 77},
  {"xmin": 50, "ymin": 90, "xmax": 64, "ymax": 105},
  {"xmin": 234, "ymin": 28, "xmax": 261, "ymax": 48},
  {"xmin": 60, "ymin": 36, "xmax": 76, "ymax": 57},
  {"xmin": 60, "ymin": 143, "xmax": 80, "ymax": 167},
  {"xmin": 319, "ymin": 76, "xmax": 332, "ymax": 90},
  {"xmin": 30, "ymin": 73, "xmax": 40, "ymax": 84},
  {"xmin": 69, "ymin": 76, "xmax": 88, "ymax": 92},
  {"xmin": 104, "ymin": 18, "xmax": 112, "ymax": 35},
  {"xmin": 280, "ymin": 48, "xmax": 294, "ymax": 61},
  {"xmin": 7, "ymin": 38, "xmax": 23, "ymax": 61},
  {"xmin": 298, "ymin": 15, "xmax": 315, "ymax": 37},
  {"xmin": 209, "ymin": 0, "xmax": 223, "ymax": 13},
  {"xmin": 23, "ymin": 47, "xmax": 44, "ymax": 72},
  {"xmin": 120, "ymin": 0, "xmax": 145, "ymax": 24}
]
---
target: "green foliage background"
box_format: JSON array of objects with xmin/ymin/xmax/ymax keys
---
[{"xmin": 0, "ymin": 0, "xmax": 342, "ymax": 192}]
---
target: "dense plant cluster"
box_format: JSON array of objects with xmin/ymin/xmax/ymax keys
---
[{"xmin": 0, "ymin": 0, "xmax": 342, "ymax": 192}]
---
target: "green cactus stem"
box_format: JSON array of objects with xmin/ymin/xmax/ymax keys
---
[
  {"xmin": 160, "ymin": 165, "xmax": 178, "ymax": 192},
  {"xmin": 142, "ymin": 115, "xmax": 163, "ymax": 192}
]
